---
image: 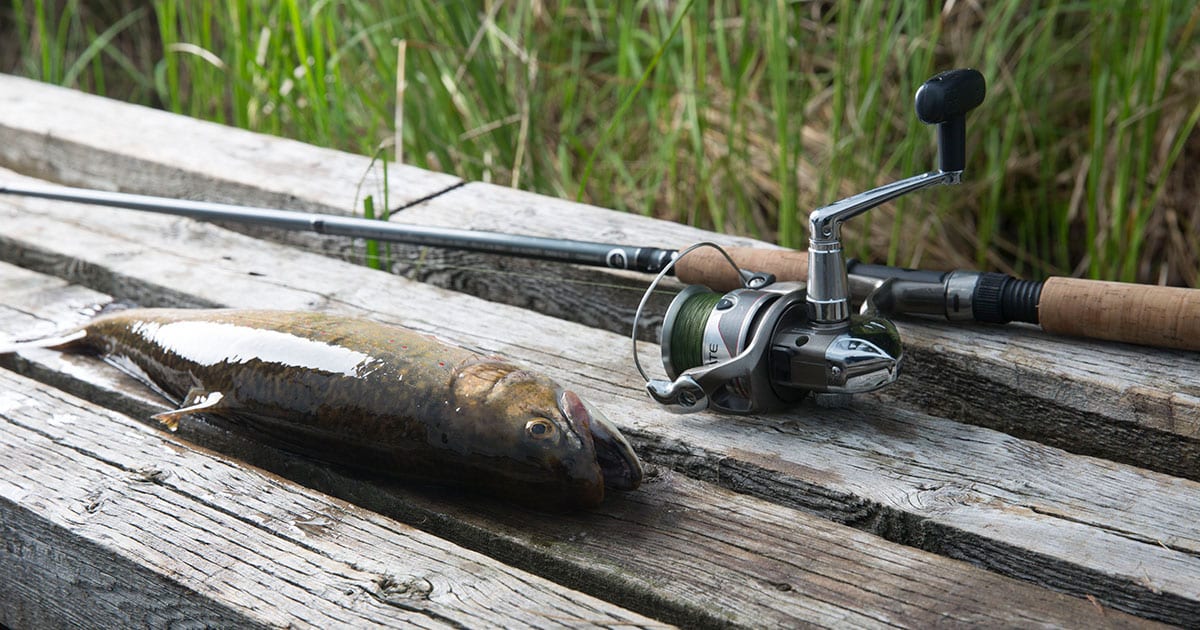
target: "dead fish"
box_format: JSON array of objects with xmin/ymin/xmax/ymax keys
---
[{"xmin": 6, "ymin": 308, "xmax": 643, "ymax": 508}]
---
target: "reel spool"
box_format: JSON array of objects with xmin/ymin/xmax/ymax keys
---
[{"xmin": 659, "ymin": 283, "xmax": 809, "ymax": 413}]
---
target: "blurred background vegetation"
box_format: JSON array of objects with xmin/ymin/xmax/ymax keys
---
[{"xmin": 2, "ymin": 0, "xmax": 1197, "ymax": 285}]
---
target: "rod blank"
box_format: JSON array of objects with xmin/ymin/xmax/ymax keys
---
[{"xmin": 0, "ymin": 181, "xmax": 676, "ymax": 273}]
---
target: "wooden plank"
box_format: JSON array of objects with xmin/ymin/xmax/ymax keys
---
[
  {"xmin": 1, "ymin": 174, "xmax": 1197, "ymax": 625},
  {"xmin": 4, "ymin": 75, "xmax": 1192, "ymax": 480},
  {"xmin": 882, "ymin": 323, "xmax": 1200, "ymax": 477},
  {"xmin": 0, "ymin": 74, "xmax": 460, "ymax": 209},
  {"xmin": 0, "ymin": 345, "xmax": 662, "ymax": 628},
  {"xmin": 0, "ymin": 72, "xmax": 462, "ymax": 262},
  {"xmin": 0, "ymin": 262, "xmax": 1159, "ymax": 629}
]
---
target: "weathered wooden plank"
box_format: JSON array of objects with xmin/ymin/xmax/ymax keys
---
[
  {"xmin": 880, "ymin": 323, "xmax": 1200, "ymax": 477},
  {"xmin": 1, "ymin": 177, "xmax": 1197, "ymax": 625},
  {"xmin": 1, "ymin": 493, "xmax": 269, "ymax": 629},
  {"xmin": 0, "ymin": 262, "xmax": 1160, "ymax": 630},
  {"xmin": 0, "ymin": 356, "xmax": 663, "ymax": 628},
  {"xmin": 0, "ymin": 72, "xmax": 461, "ymax": 262},
  {"xmin": 5, "ymin": 74, "xmax": 1192, "ymax": 482},
  {"xmin": 0, "ymin": 74, "xmax": 460, "ymax": 208}
]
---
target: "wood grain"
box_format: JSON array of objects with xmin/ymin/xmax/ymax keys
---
[
  {"xmin": 0, "ymin": 261, "xmax": 1161, "ymax": 630},
  {"xmin": 1, "ymin": 175, "xmax": 1198, "ymax": 625},
  {"xmin": 0, "ymin": 74, "xmax": 459, "ymax": 210},
  {"xmin": 0, "ymin": 72, "xmax": 462, "ymax": 265},
  {"xmin": 882, "ymin": 320, "xmax": 1200, "ymax": 479}
]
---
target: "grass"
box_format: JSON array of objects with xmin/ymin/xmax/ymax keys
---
[{"xmin": 2, "ymin": 0, "xmax": 1198, "ymax": 286}]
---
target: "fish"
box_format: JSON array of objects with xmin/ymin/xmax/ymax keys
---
[{"xmin": 5, "ymin": 308, "xmax": 643, "ymax": 508}]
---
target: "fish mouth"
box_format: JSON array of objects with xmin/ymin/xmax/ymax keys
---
[{"xmin": 559, "ymin": 390, "xmax": 643, "ymax": 491}]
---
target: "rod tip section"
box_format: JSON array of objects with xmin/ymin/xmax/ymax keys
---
[{"xmin": 914, "ymin": 69, "xmax": 986, "ymax": 125}]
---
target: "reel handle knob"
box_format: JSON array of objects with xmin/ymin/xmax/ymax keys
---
[{"xmin": 914, "ymin": 68, "xmax": 986, "ymax": 173}]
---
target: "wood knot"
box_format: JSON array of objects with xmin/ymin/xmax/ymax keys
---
[
  {"xmin": 82, "ymin": 490, "xmax": 106, "ymax": 514},
  {"xmin": 129, "ymin": 465, "xmax": 169, "ymax": 483},
  {"xmin": 905, "ymin": 481, "xmax": 981, "ymax": 513},
  {"xmin": 374, "ymin": 574, "xmax": 434, "ymax": 602}
]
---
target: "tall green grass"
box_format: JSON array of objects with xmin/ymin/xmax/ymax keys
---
[{"xmin": 3, "ymin": 0, "xmax": 1198, "ymax": 285}]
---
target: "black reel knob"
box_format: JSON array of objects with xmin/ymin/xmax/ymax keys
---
[{"xmin": 914, "ymin": 68, "xmax": 986, "ymax": 173}]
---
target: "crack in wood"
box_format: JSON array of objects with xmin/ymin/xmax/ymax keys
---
[{"xmin": 1024, "ymin": 503, "xmax": 1199, "ymax": 558}]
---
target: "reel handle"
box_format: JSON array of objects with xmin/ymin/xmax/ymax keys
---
[{"xmin": 915, "ymin": 68, "xmax": 986, "ymax": 173}]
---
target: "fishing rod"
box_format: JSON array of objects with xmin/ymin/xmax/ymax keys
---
[
  {"xmin": 10, "ymin": 175, "xmax": 1191, "ymax": 352},
  {"xmin": 1, "ymin": 176, "xmax": 1042, "ymax": 327},
  {"xmin": 0, "ymin": 180, "xmax": 679, "ymax": 275},
  {"xmin": 2, "ymin": 69, "xmax": 1197, "ymax": 413},
  {"xmin": 0, "ymin": 172, "xmax": 1040, "ymax": 335},
  {"xmin": 1, "ymin": 121, "xmax": 1192, "ymax": 351}
]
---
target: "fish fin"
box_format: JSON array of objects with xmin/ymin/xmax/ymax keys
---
[
  {"xmin": 152, "ymin": 389, "xmax": 227, "ymax": 432},
  {"xmin": 0, "ymin": 329, "xmax": 88, "ymax": 354}
]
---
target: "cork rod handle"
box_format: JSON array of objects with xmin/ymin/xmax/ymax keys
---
[
  {"xmin": 674, "ymin": 247, "xmax": 810, "ymax": 291},
  {"xmin": 1038, "ymin": 277, "xmax": 1200, "ymax": 351}
]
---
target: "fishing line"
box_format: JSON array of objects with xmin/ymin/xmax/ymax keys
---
[
  {"xmin": 664, "ymin": 290, "xmax": 721, "ymax": 374},
  {"xmin": 631, "ymin": 242, "xmax": 753, "ymax": 384},
  {"xmin": 368, "ymin": 258, "xmax": 683, "ymax": 296}
]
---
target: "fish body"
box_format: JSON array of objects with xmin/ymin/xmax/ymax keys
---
[{"xmin": 29, "ymin": 308, "xmax": 642, "ymax": 508}]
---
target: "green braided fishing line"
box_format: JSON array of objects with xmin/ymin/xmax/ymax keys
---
[{"xmin": 669, "ymin": 291, "xmax": 722, "ymax": 373}]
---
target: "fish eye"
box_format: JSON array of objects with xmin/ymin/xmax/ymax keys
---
[{"xmin": 525, "ymin": 418, "xmax": 557, "ymax": 441}]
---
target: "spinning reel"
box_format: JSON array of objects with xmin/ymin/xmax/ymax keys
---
[{"xmin": 635, "ymin": 69, "xmax": 987, "ymax": 414}]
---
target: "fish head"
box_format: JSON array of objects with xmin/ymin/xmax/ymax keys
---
[
  {"xmin": 451, "ymin": 360, "xmax": 643, "ymax": 508},
  {"xmin": 555, "ymin": 389, "xmax": 643, "ymax": 493}
]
